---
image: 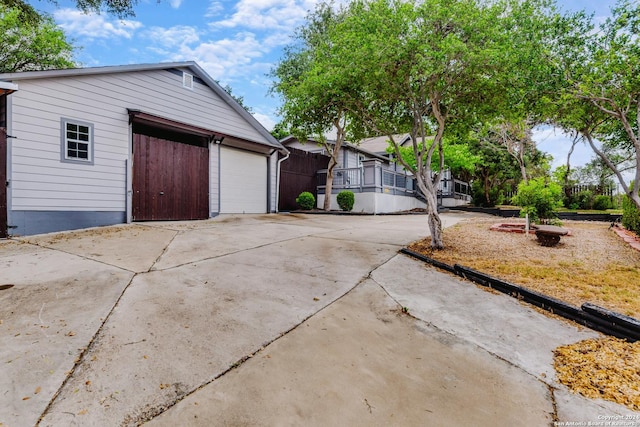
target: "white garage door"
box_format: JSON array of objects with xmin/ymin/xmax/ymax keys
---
[{"xmin": 220, "ymin": 146, "xmax": 267, "ymax": 214}]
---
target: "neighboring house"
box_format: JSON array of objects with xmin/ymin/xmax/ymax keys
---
[
  {"xmin": 281, "ymin": 135, "xmax": 425, "ymax": 213},
  {"xmin": 359, "ymin": 134, "xmax": 472, "ymax": 208},
  {"xmin": 281, "ymin": 134, "xmax": 470, "ymax": 213},
  {"xmin": 0, "ymin": 62, "xmax": 287, "ymax": 237}
]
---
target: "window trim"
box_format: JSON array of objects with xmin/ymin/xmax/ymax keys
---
[{"xmin": 60, "ymin": 118, "xmax": 94, "ymax": 165}]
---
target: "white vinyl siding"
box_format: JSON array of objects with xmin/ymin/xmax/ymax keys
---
[
  {"xmin": 8, "ymin": 68, "xmax": 271, "ymax": 212},
  {"xmin": 219, "ymin": 146, "xmax": 266, "ymax": 214}
]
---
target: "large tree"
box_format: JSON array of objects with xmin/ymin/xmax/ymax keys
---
[
  {"xmin": 1, "ymin": 0, "xmax": 138, "ymax": 17},
  {"xmin": 273, "ymin": 0, "xmax": 561, "ymax": 247},
  {"xmin": 327, "ymin": 0, "xmax": 558, "ymax": 248},
  {"xmin": 271, "ymin": 3, "xmax": 366, "ymax": 211},
  {"xmin": 0, "ymin": 4, "xmax": 75, "ymax": 72},
  {"xmin": 477, "ymin": 119, "xmax": 538, "ymax": 184},
  {"xmin": 554, "ymin": 0, "xmax": 640, "ymax": 210}
]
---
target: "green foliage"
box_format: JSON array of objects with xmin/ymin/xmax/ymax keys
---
[
  {"xmin": 471, "ymin": 180, "xmax": 504, "ymax": 208},
  {"xmin": 216, "ymin": 81, "xmax": 253, "ymax": 113},
  {"xmin": 391, "ymin": 139, "xmax": 481, "ymax": 178},
  {"xmin": 551, "ymin": 0, "xmax": 640, "ymax": 207},
  {"xmin": 512, "ymin": 178, "xmax": 563, "ymax": 223},
  {"xmin": 623, "ymin": 182, "xmax": 640, "ymax": 234},
  {"xmin": 592, "ymin": 195, "xmax": 613, "ymax": 211},
  {"xmin": 0, "ymin": 4, "xmax": 76, "ymax": 73},
  {"xmin": 273, "ymin": 0, "xmax": 566, "ymax": 247},
  {"xmin": 336, "ymin": 190, "xmax": 355, "ymax": 211},
  {"xmin": 9, "ymin": 0, "xmax": 139, "ymax": 17},
  {"xmin": 574, "ymin": 190, "xmax": 594, "ymax": 210},
  {"xmin": 623, "ymin": 195, "xmax": 640, "ymax": 234},
  {"xmin": 1, "ymin": 0, "xmax": 40, "ymax": 23},
  {"xmin": 270, "ymin": 122, "xmax": 290, "ymax": 140},
  {"xmin": 296, "ymin": 192, "xmax": 315, "ymax": 210}
]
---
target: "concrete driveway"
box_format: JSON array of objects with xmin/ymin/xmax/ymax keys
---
[{"xmin": 0, "ymin": 213, "xmax": 636, "ymax": 426}]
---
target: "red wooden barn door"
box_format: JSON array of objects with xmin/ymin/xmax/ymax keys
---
[{"xmin": 132, "ymin": 134, "xmax": 209, "ymax": 221}]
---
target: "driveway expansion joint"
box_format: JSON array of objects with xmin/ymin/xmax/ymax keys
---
[
  {"xmin": 11, "ymin": 238, "xmax": 136, "ymax": 273},
  {"xmin": 35, "ymin": 272, "xmax": 140, "ymax": 426}
]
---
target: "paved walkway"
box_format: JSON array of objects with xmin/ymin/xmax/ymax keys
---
[{"xmin": 0, "ymin": 213, "xmax": 636, "ymax": 426}]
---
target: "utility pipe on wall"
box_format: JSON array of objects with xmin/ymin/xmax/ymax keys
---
[{"xmin": 275, "ymin": 150, "xmax": 290, "ymax": 213}]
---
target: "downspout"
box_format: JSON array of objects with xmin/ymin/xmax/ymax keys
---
[
  {"xmin": 275, "ymin": 148, "xmax": 290, "ymax": 213},
  {"xmin": 267, "ymin": 148, "xmax": 275, "ymax": 213},
  {"xmin": 1, "ymin": 82, "xmax": 18, "ymax": 238}
]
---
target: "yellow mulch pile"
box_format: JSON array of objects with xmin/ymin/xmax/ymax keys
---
[
  {"xmin": 554, "ymin": 337, "xmax": 640, "ymax": 411},
  {"xmin": 408, "ymin": 217, "xmax": 640, "ymax": 411}
]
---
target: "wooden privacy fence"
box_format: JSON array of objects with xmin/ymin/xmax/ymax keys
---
[{"xmin": 278, "ymin": 147, "xmax": 329, "ymax": 211}]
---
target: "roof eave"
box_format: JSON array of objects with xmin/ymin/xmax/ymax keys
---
[
  {"xmin": 185, "ymin": 63, "xmax": 287, "ymax": 154},
  {"xmin": 0, "ymin": 81, "xmax": 18, "ymax": 95},
  {"xmin": 0, "ymin": 62, "xmax": 287, "ymax": 154}
]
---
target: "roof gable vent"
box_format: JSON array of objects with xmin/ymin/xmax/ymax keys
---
[{"xmin": 183, "ymin": 72, "xmax": 194, "ymax": 90}]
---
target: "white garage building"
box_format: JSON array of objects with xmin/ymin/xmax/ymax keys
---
[{"xmin": 0, "ymin": 62, "xmax": 287, "ymax": 237}]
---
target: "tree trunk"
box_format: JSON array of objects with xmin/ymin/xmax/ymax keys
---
[
  {"xmin": 426, "ymin": 194, "xmax": 444, "ymax": 249},
  {"xmin": 322, "ymin": 116, "xmax": 346, "ymax": 211},
  {"xmin": 323, "ymin": 157, "xmax": 336, "ymax": 211},
  {"xmin": 518, "ymin": 158, "xmax": 528, "ymax": 184},
  {"xmin": 417, "ymin": 174, "xmax": 444, "ymax": 249},
  {"xmin": 565, "ymin": 136, "xmax": 578, "ymax": 201},
  {"xmin": 484, "ymin": 174, "xmax": 491, "ymax": 206},
  {"xmin": 584, "ymin": 130, "xmax": 640, "ymax": 211}
]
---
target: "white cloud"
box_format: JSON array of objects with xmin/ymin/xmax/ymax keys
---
[
  {"xmin": 169, "ymin": 0, "xmax": 184, "ymax": 8},
  {"xmin": 205, "ymin": 1, "xmax": 225, "ymax": 17},
  {"xmin": 144, "ymin": 25, "xmax": 201, "ymax": 48},
  {"xmin": 212, "ymin": 0, "xmax": 317, "ymax": 31},
  {"xmin": 252, "ymin": 111, "xmax": 276, "ymax": 130},
  {"xmin": 156, "ymin": 31, "xmax": 271, "ymax": 81},
  {"xmin": 54, "ymin": 9, "xmax": 143, "ymax": 39}
]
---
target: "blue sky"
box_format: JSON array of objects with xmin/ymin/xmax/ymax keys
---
[{"xmin": 35, "ymin": 0, "xmax": 620, "ymax": 170}]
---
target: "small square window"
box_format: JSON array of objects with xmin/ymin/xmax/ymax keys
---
[{"xmin": 61, "ymin": 118, "xmax": 94, "ymax": 164}]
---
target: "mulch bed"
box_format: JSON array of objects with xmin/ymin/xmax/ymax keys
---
[{"xmin": 407, "ymin": 217, "xmax": 640, "ymax": 412}]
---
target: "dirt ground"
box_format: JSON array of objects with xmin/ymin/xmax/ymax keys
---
[{"xmin": 408, "ymin": 217, "xmax": 640, "ymax": 412}]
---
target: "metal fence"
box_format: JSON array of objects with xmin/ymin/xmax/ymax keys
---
[{"xmin": 317, "ymin": 166, "xmax": 416, "ymax": 195}]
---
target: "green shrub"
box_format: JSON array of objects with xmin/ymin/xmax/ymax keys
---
[
  {"xmin": 622, "ymin": 183, "xmax": 640, "ymax": 234},
  {"xmin": 575, "ymin": 190, "xmax": 594, "ymax": 210},
  {"xmin": 471, "ymin": 181, "xmax": 504, "ymax": 207},
  {"xmin": 613, "ymin": 194, "xmax": 624, "ymax": 209},
  {"xmin": 593, "ymin": 195, "xmax": 613, "ymax": 211},
  {"xmin": 296, "ymin": 191, "xmax": 315, "ymax": 210},
  {"xmin": 511, "ymin": 178, "xmax": 563, "ymax": 223},
  {"xmin": 337, "ymin": 190, "xmax": 355, "ymax": 211}
]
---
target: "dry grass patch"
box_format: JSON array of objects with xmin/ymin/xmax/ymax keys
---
[
  {"xmin": 408, "ymin": 217, "xmax": 640, "ymax": 411},
  {"xmin": 408, "ymin": 218, "xmax": 640, "ymax": 318}
]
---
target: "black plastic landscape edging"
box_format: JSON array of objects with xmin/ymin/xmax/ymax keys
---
[
  {"xmin": 582, "ymin": 303, "xmax": 640, "ymax": 336},
  {"xmin": 400, "ymin": 248, "xmax": 639, "ymax": 342},
  {"xmin": 399, "ymin": 248, "xmax": 456, "ymax": 273}
]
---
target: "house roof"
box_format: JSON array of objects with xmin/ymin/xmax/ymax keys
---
[
  {"xmin": 0, "ymin": 62, "xmax": 286, "ymax": 153},
  {"xmin": 281, "ymin": 135, "xmax": 390, "ymax": 162},
  {"xmin": 357, "ymin": 134, "xmax": 412, "ymax": 154}
]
